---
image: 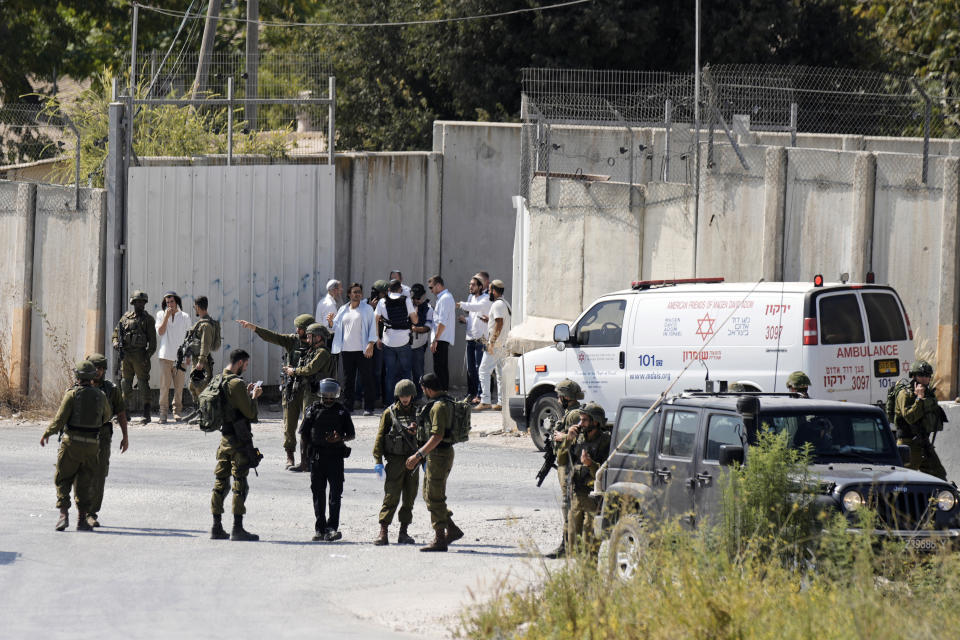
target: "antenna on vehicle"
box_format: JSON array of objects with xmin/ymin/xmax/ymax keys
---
[{"xmin": 700, "ymin": 359, "xmax": 711, "ymax": 392}]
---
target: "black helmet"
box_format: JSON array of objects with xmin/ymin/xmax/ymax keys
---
[
  {"xmin": 910, "ymin": 360, "xmax": 934, "ymax": 377},
  {"xmin": 318, "ymin": 378, "xmax": 341, "ymax": 405}
]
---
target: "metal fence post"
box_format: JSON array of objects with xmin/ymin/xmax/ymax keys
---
[
  {"xmin": 664, "ymin": 98, "xmax": 673, "ymax": 181},
  {"xmin": 790, "ymin": 102, "xmax": 798, "ymax": 147},
  {"xmin": 912, "ymin": 79, "xmax": 932, "ymax": 184},
  {"xmin": 328, "ymin": 75, "xmax": 336, "ymax": 166},
  {"xmin": 227, "ymin": 76, "xmax": 234, "ymax": 166}
]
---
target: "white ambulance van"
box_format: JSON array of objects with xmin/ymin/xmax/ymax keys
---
[{"xmin": 509, "ymin": 277, "xmax": 915, "ymax": 449}]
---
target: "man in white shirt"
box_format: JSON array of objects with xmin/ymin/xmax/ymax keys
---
[
  {"xmin": 389, "ymin": 270, "xmax": 413, "ymax": 298},
  {"xmin": 428, "ymin": 275, "xmax": 455, "ymax": 391},
  {"xmin": 155, "ymin": 291, "xmax": 191, "ymax": 423},
  {"xmin": 316, "ymin": 279, "xmax": 342, "ymax": 329},
  {"xmin": 476, "ymin": 280, "xmax": 512, "ymax": 411},
  {"xmin": 457, "ymin": 275, "xmax": 491, "ymax": 404},
  {"xmin": 376, "ymin": 279, "xmax": 418, "ymax": 405}
]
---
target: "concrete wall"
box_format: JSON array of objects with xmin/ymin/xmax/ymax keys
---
[{"xmin": 0, "ymin": 180, "xmax": 107, "ymax": 401}]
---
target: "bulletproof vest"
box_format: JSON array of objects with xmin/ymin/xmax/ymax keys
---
[
  {"xmin": 384, "ymin": 295, "xmax": 411, "ymax": 330},
  {"xmin": 384, "ymin": 405, "xmax": 419, "ymax": 456},
  {"xmin": 120, "ymin": 311, "xmax": 149, "ymax": 349},
  {"xmin": 307, "ymin": 403, "xmax": 347, "ymax": 448},
  {"xmin": 297, "ymin": 345, "xmax": 325, "ymax": 390},
  {"xmin": 99, "ymin": 379, "xmax": 118, "ymax": 420},
  {"xmin": 70, "ymin": 385, "xmax": 105, "ymax": 431}
]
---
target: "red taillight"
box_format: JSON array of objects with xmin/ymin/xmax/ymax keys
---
[
  {"xmin": 534, "ymin": 365, "xmax": 547, "ymax": 373},
  {"xmin": 904, "ymin": 311, "xmax": 914, "ymax": 340},
  {"xmin": 813, "ymin": 274, "xmax": 824, "ymax": 287},
  {"xmin": 803, "ymin": 317, "xmax": 818, "ymax": 345},
  {"xmin": 865, "ymin": 271, "xmax": 875, "ymax": 284}
]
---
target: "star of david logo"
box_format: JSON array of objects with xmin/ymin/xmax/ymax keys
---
[
  {"xmin": 695, "ymin": 313, "xmax": 715, "ymax": 341},
  {"xmin": 578, "ymin": 352, "xmax": 586, "ymax": 362}
]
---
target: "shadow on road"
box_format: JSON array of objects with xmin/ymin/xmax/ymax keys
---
[
  {"xmin": 0, "ymin": 551, "xmax": 21, "ymax": 565},
  {"xmin": 93, "ymin": 526, "xmax": 202, "ymax": 538}
]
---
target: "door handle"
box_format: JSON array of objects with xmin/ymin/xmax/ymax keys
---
[
  {"xmin": 695, "ymin": 472, "xmax": 712, "ymax": 487},
  {"xmin": 655, "ymin": 468, "xmax": 672, "ymax": 482},
  {"xmin": 619, "ymin": 351, "xmax": 625, "ymax": 369}
]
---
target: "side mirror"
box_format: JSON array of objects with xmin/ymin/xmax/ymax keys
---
[
  {"xmin": 553, "ymin": 323, "xmax": 571, "ymax": 349},
  {"xmin": 897, "ymin": 444, "xmax": 911, "ymax": 465},
  {"xmin": 718, "ymin": 445, "xmax": 745, "ymax": 467}
]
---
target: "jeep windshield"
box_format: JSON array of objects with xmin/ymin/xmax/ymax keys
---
[{"xmin": 756, "ymin": 411, "xmax": 899, "ymax": 464}]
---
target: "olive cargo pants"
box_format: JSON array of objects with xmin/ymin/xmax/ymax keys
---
[
  {"xmin": 423, "ymin": 446, "xmax": 455, "ymax": 531},
  {"xmin": 568, "ymin": 490, "xmax": 600, "ymax": 553},
  {"xmin": 211, "ymin": 436, "xmax": 251, "ymax": 516},
  {"xmin": 75, "ymin": 423, "xmax": 112, "ymax": 516},
  {"xmin": 55, "ymin": 436, "xmax": 100, "ymax": 513},
  {"xmin": 121, "ymin": 349, "xmax": 151, "ymax": 410},
  {"xmin": 378, "ymin": 453, "xmax": 420, "ymax": 526}
]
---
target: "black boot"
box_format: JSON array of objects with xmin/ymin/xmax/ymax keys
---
[
  {"xmin": 397, "ymin": 524, "xmax": 415, "ymax": 545},
  {"xmin": 77, "ymin": 512, "xmax": 94, "ymax": 531},
  {"xmin": 211, "ymin": 514, "xmax": 229, "ymax": 540},
  {"xmin": 231, "ymin": 514, "xmax": 259, "ymax": 541},
  {"xmin": 420, "ymin": 528, "xmax": 447, "ymax": 552},
  {"xmin": 445, "ymin": 519, "xmax": 464, "ymax": 544},
  {"xmin": 544, "ymin": 538, "xmax": 566, "ymax": 559},
  {"xmin": 140, "ymin": 403, "xmax": 152, "ymax": 424}
]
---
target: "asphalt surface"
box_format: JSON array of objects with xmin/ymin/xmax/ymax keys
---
[{"xmin": 0, "ymin": 407, "xmax": 563, "ymax": 639}]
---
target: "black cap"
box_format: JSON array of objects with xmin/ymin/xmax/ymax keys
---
[
  {"xmin": 411, "ymin": 283, "xmax": 427, "ymax": 299},
  {"xmin": 420, "ymin": 373, "xmax": 443, "ymax": 391}
]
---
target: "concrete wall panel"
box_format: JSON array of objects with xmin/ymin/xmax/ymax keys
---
[
  {"xmin": 641, "ymin": 182, "xmax": 695, "ymax": 279},
  {"xmin": 0, "ymin": 182, "xmax": 35, "ymax": 394},
  {"xmin": 583, "ymin": 182, "xmax": 643, "ymax": 300}
]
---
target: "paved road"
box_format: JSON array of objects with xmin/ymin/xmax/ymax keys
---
[{"xmin": 0, "ymin": 408, "xmax": 562, "ymax": 639}]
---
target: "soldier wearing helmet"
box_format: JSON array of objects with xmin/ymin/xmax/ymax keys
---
[
  {"xmin": 544, "ymin": 379, "xmax": 585, "ymax": 559},
  {"xmin": 237, "ymin": 312, "xmax": 317, "ymax": 470},
  {"xmin": 371, "ymin": 378, "xmax": 421, "ymax": 546},
  {"xmin": 112, "ymin": 289, "xmax": 157, "ymax": 424},
  {"xmin": 78, "ymin": 353, "xmax": 130, "ymax": 528},
  {"xmin": 895, "ymin": 360, "xmax": 948, "ymax": 480},
  {"xmin": 299, "ymin": 378, "xmax": 356, "ymax": 542},
  {"xmin": 786, "ymin": 371, "xmax": 812, "ymax": 398},
  {"xmin": 40, "ymin": 361, "xmax": 111, "ymax": 532},
  {"xmin": 565, "ymin": 401, "xmax": 611, "ymax": 553}
]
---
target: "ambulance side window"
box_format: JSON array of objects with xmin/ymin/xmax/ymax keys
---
[
  {"xmin": 574, "ymin": 299, "xmax": 627, "ymax": 347},
  {"xmin": 818, "ymin": 294, "xmax": 865, "ymax": 345},
  {"xmin": 861, "ymin": 293, "xmax": 907, "ymax": 342}
]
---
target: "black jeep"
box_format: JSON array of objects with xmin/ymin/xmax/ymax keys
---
[{"xmin": 593, "ymin": 392, "xmax": 960, "ymax": 579}]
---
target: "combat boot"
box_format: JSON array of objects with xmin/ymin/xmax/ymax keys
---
[
  {"xmin": 140, "ymin": 403, "xmax": 152, "ymax": 424},
  {"xmin": 374, "ymin": 523, "xmax": 389, "ymax": 546},
  {"xmin": 231, "ymin": 515, "xmax": 259, "ymax": 541},
  {"xmin": 445, "ymin": 519, "xmax": 464, "ymax": 544},
  {"xmin": 397, "ymin": 524, "xmax": 415, "ymax": 545},
  {"xmin": 285, "ymin": 450, "xmax": 296, "ymax": 469},
  {"xmin": 86, "ymin": 514, "xmax": 100, "ymax": 528},
  {"xmin": 210, "ymin": 514, "xmax": 229, "ymax": 540},
  {"xmin": 77, "ymin": 512, "xmax": 94, "ymax": 531},
  {"xmin": 544, "ymin": 539, "xmax": 566, "ymax": 559},
  {"xmin": 55, "ymin": 511, "xmax": 69, "ymax": 532},
  {"xmin": 420, "ymin": 528, "xmax": 447, "ymax": 552}
]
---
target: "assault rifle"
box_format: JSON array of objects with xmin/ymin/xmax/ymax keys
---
[
  {"xmin": 174, "ymin": 329, "xmax": 196, "ymax": 372},
  {"xmin": 536, "ymin": 441, "xmax": 557, "ymax": 487},
  {"xmin": 113, "ymin": 328, "xmax": 127, "ymax": 385}
]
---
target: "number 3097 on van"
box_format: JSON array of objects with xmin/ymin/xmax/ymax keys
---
[{"xmin": 509, "ymin": 277, "xmax": 915, "ymax": 450}]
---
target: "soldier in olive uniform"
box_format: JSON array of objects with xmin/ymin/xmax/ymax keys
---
[
  {"xmin": 566, "ymin": 402, "xmax": 611, "ymax": 553},
  {"xmin": 372, "ymin": 379, "xmax": 420, "ymax": 546},
  {"xmin": 282, "ymin": 323, "xmax": 335, "ymax": 471},
  {"xmin": 895, "ymin": 360, "xmax": 948, "ymax": 480},
  {"xmin": 78, "ymin": 353, "xmax": 130, "ymax": 528},
  {"xmin": 237, "ymin": 313, "xmax": 315, "ymax": 470},
  {"xmin": 210, "ymin": 349, "xmax": 264, "ymax": 542},
  {"xmin": 186, "ymin": 296, "xmax": 219, "ymax": 419},
  {"xmin": 545, "ymin": 378, "xmax": 584, "ymax": 559},
  {"xmin": 40, "ymin": 361, "xmax": 111, "ymax": 531},
  {"xmin": 405, "ymin": 373, "xmax": 465, "ymax": 552},
  {"xmin": 112, "ymin": 290, "xmax": 157, "ymax": 423},
  {"xmin": 787, "ymin": 371, "xmax": 812, "ymax": 398}
]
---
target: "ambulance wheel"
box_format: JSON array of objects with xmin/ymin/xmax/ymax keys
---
[{"xmin": 530, "ymin": 393, "xmax": 561, "ymax": 452}]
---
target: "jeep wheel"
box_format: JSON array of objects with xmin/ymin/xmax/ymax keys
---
[
  {"xmin": 607, "ymin": 515, "xmax": 647, "ymax": 582},
  {"xmin": 529, "ymin": 393, "xmax": 561, "ymax": 451}
]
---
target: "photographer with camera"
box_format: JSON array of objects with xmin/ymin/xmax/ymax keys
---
[
  {"xmin": 300, "ymin": 378, "xmax": 355, "ymax": 542},
  {"xmin": 894, "ymin": 360, "xmax": 948, "ymax": 480}
]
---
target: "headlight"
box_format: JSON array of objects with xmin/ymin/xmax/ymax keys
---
[
  {"xmin": 937, "ymin": 490, "xmax": 957, "ymax": 511},
  {"xmin": 842, "ymin": 490, "xmax": 864, "ymax": 512}
]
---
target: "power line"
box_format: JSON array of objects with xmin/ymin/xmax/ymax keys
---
[{"xmin": 132, "ymin": 0, "xmax": 593, "ymax": 28}]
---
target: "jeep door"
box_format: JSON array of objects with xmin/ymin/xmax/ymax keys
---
[
  {"xmin": 604, "ymin": 405, "xmax": 662, "ymax": 514},
  {"xmin": 565, "ymin": 297, "xmax": 631, "ymax": 411},
  {"xmin": 653, "ymin": 408, "xmax": 701, "ymax": 524},
  {"xmin": 692, "ymin": 412, "xmax": 744, "ymax": 526}
]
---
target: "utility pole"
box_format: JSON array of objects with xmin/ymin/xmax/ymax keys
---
[
  {"xmin": 246, "ymin": 0, "xmax": 259, "ymax": 128},
  {"xmin": 193, "ymin": 0, "xmax": 222, "ymax": 97}
]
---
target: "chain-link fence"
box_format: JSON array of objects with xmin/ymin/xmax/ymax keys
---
[
  {"xmin": 124, "ymin": 51, "xmax": 335, "ymax": 164},
  {"xmin": 0, "ymin": 103, "xmax": 81, "ymax": 206},
  {"xmin": 521, "ymin": 64, "xmax": 960, "ymax": 213}
]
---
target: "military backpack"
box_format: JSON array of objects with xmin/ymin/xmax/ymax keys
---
[
  {"xmin": 197, "ymin": 373, "xmax": 233, "ymax": 433},
  {"xmin": 417, "ymin": 395, "xmax": 472, "ymax": 445},
  {"xmin": 69, "ymin": 385, "xmax": 107, "ymax": 431},
  {"xmin": 884, "ymin": 378, "xmax": 910, "ymax": 427}
]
